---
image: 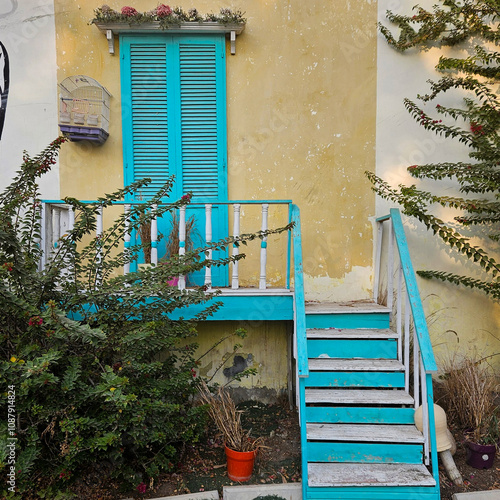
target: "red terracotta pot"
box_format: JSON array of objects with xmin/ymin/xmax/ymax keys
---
[{"xmin": 224, "ymin": 445, "xmax": 257, "ymax": 482}]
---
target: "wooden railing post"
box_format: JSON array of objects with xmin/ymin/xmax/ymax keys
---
[
  {"xmin": 95, "ymin": 205, "xmax": 103, "ymax": 285},
  {"xmin": 421, "ymin": 363, "xmax": 430, "ymax": 465},
  {"xmin": 68, "ymin": 206, "xmax": 75, "ymax": 233},
  {"xmin": 151, "ymin": 204, "xmax": 158, "ymax": 266},
  {"xmin": 414, "ymin": 330, "xmax": 421, "ymax": 409},
  {"xmin": 397, "ymin": 265, "xmax": 403, "ymax": 363},
  {"xmin": 259, "ymin": 203, "xmax": 269, "ymax": 290},
  {"xmin": 387, "ymin": 221, "xmax": 394, "ymax": 310},
  {"xmin": 39, "ymin": 203, "xmax": 47, "ymax": 270},
  {"xmin": 124, "ymin": 204, "xmax": 131, "ymax": 274},
  {"xmin": 404, "ymin": 292, "xmax": 410, "ymax": 393},
  {"xmin": 51, "ymin": 206, "xmax": 60, "ymax": 254},
  {"xmin": 179, "ymin": 206, "xmax": 186, "ymax": 290},
  {"xmin": 373, "ymin": 221, "xmax": 383, "ymax": 304},
  {"xmin": 231, "ymin": 204, "xmax": 240, "ymax": 290},
  {"xmin": 205, "ymin": 204, "xmax": 212, "ymax": 289},
  {"xmin": 96, "ymin": 206, "xmax": 103, "ymax": 265}
]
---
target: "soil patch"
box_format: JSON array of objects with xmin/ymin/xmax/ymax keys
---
[
  {"xmin": 152, "ymin": 400, "xmax": 302, "ymax": 499},
  {"xmin": 438, "ymin": 425, "xmax": 500, "ymax": 500}
]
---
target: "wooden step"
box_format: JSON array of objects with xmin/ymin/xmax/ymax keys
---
[
  {"xmin": 307, "ymin": 339, "xmax": 397, "ymax": 359},
  {"xmin": 306, "ymin": 423, "xmax": 424, "ymax": 443},
  {"xmin": 305, "ymin": 367, "xmax": 405, "ymax": 388},
  {"xmin": 307, "ymin": 328, "xmax": 397, "ymax": 339},
  {"xmin": 308, "ymin": 463, "xmax": 436, "ymax": 488},
  {"xmin": 305, "ymin": 301, "xmax": 391, "ymax": 329},
  {"xmin": 307, "ymin": 441, "xmax": 424, "ymax": 464},
  {"xmin": 305, "ymin": 300, "xmax": 391, "ymax": 314},
  {"xmin": 308, "ymin": 358, "xmax": 404, "ymax": 371},
  {"xmin": 305, "ymin": 388, "xmax": 414, "ymax": 405},
  {"xmin": 305, "ymin": 405, "xmax": 416, "ymax": 424}
]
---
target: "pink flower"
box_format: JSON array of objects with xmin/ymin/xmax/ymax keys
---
[
  {"xmin": 470, "ymin": 122, "xmax": 484, "ymax": 135},
  {"xmin": 28, "ymin": 316, "xmax": 43, "ymax": 326},
  {"xmin": 121, "ymin": 6, "xmax": 138, "ymax": 17},
  {"xmin": 137, "ymin": 482, "xmax": 147, "ymax": 493},
  {"xmin": 181, "ymin": 193, "xmax": 192, "ymax": 202},
  {"xmin": 59, "ymin": 469, "xmax": 71, "ymax": 480},
  {"xmin": 156, "ymin": 4, "xmax": 172, "ymax": 17}
]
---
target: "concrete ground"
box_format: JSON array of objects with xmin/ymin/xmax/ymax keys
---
[
  {"xmin": 223, "ymin": 483, "xmax": 302, "ymax": 499},
  {"xmin": 452, "ymin": 491, "xmax": 500, "ymax": 499},
  {"xmin": 123, "ymin": 491, "xmax": 219, "ymax": 500},
  {"xmin": 124, "ymin": 484, "xmax": 500, "ymax": 500}
]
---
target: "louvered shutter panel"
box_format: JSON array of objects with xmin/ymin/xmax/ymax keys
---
[
  {"xmin": 126, "ymin": 41, "xmax": 169, "ymax": 199},
  {"xmin": 178, "ymin": 41, "xmax": 225, "ymax": 200}
]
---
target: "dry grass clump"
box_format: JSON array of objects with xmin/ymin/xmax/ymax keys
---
[
  {"xmin": 198, "ymin": 381, "xmax": 265, "ymax": 452},
  {"xmin": 138, "ymin": 220, "xmax": 152, "ymax": 263},
  {"xmin": 439, "ymin": 354, "xmax": 499, "ymax": 443}
]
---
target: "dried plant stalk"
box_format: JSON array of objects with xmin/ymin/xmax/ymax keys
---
[
  {"xmin": 440, "ymin": 355, "xmax": 498, "ymax": 443},
  {"xmin": 198, "ymin": 381, "xmax": 264, "ymax": 452},
  {"xmin": 139, "ymin": 220, "xmax": 152, "ymax": 264}
]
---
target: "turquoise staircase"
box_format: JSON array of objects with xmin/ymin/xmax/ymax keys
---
[{"xmin": 292, "ymin": 207, "xmax": 441, "ymax": 500}]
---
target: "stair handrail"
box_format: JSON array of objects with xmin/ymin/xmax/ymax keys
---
[
  {"xmin": 376, "ymin": 208, "xmax": 440, "ymax": 484},
  {"xmin": 387, "ymin": 208, "xmax": 437, "ymax": 374},
  {"xmin": 291, "ymin": 204, "xmax": 308, "ymax": 377}
]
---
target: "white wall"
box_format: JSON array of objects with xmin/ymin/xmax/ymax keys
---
[
  {"xmin": 376, "ymin": 0, "xmax": 500, "ymax": 367},
  {"xmin": 0, "ymin": 0, "xmax": 59, "ymax": 198}
]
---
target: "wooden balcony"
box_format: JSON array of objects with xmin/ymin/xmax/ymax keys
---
[{"xmin": 40, "ymin": 198, "xmax": 296, "ymax": 321}]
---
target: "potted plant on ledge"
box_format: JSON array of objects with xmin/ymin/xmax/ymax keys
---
[{"xmin": 199, "ymin": 381, "xmax": 265, "ymax": 482}]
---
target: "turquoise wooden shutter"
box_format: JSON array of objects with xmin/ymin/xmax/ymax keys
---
[
  {"xmin": 177, "ymin": 39, "xmax": 227, "ymax": 200},
  {"xmin": 120, "ymin": 35, "xmax": 227, "ymax": 201},
  {"xmin": 121, "ymin": 38, "xmax": 170, "ymax": 199},
  {"xmin": 174, "ymin": 37, "xmax": 228, "ymax": 285}
]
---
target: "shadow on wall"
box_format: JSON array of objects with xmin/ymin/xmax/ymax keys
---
[
  {"xmin": 223, "ymin": 354, "xmax": 254, "ymax": 379},
  {"xmin": 0, "ymin": 41, "xmax": 9, "ymax": 142}
]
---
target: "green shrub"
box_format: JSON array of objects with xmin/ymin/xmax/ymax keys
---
[{"xmin": 0, "ymin": 138, "xmax": 291, "ymax": 497}]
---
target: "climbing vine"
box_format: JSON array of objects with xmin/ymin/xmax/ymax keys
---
[{"xmin": 368, "ymin": 0, "xmax": 500, "ymax": 298}]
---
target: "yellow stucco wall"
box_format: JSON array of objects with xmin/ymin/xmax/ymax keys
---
[
  {"xmin": 54, "ymin": 0, "xmax": 378, "ymax": 300},
  {"xmin": 51, "ymin": 1, "xmax": 500, "ymax": 380},
  {"xmin": 53, "ymin": 1, "xmax": 378, "ymax": 394},
  {"xmin": 193, "ymin": 321, "xmax": 290, "ymax": 396}
]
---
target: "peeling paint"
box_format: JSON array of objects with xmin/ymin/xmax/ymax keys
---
[{"xmin": 305, "ymin": 266, "xmax": 373, "ymax": 302}]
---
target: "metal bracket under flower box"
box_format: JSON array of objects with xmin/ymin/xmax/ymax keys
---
[{"xmin": 94, "ymin": 22, "xmax": 245, "ymax": 55}]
